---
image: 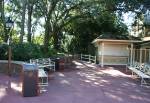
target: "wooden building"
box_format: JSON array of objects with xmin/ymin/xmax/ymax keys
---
[{"xmin": 93, "ymin": 34, "xmax": 141, "ymax": 67}]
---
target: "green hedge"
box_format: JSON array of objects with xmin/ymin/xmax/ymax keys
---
[
  {"xmin": 0, "ymin": 43, "xmax": 57, "ymax": 61},
  {"xmin": 0, "ymin": 43, "xmax": 8, "ymax": 60}
]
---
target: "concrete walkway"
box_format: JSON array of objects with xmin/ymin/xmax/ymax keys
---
[{"xmin": 0, "ymin": 60, "xmax": 150, "ymax": 103}]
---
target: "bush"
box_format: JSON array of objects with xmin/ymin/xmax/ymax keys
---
[
  {"xmin": 12, "ymin": 43, "xmax": 43, "ymax": 61},
  {"xmin": 0, "ymin": 43, "xmax": 8, "ymax": 60},
  {"xmin": 0, "ymin": 43, "xmax": 57, "ymax": 61}
]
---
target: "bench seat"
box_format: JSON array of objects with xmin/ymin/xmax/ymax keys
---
[
  {"xmin": 127, "ymin": 66, "xmax": 150, "ymax": 86},
  {"xmin": 38, "ymin": 69, "xmax": 48, "ymax": 92}
]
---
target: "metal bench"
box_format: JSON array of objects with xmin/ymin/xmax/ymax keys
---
[
  {"xmin": 30, "ymin": 58, "xmax": 55, "ymax": 72},
  {"xmin": 38, "ymin": 69, "xmax": 48, "ymax": 92},
  {"xmin": 127, "ymin": 62, "xmax": 150, "ymax": 86}
]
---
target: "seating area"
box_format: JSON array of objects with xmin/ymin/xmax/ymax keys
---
[
  {"xmin": 30, "ymin": 58, "xmax": 56, "ymax": 92},
  {"xmin": 38, "ymin": 69, "xmax": 49, "ymax": 92},
  {"xmin": 30, "ymin": 58, "xmax": 55, "ymax": 71},
  {"xmin": 127, "ymin": 62, "xmax": 150, "ymax": 86}
]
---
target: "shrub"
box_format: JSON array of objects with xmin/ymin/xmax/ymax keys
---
[
  {"xmin": 12, "ymin": 43, "xmax": 43, "ymax": 61},
  {"xmin": 0, "ymin": 43, "xmax": 58, "ymax": 61},
  {"xmin": 0, "ymin": 43, "xmax": 8, "ymax": 60}
]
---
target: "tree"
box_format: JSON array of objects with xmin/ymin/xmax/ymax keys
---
[
  {"xmin": 0, "ymin": 0, "xmax": 8, "ymax": 42},
  {"xmin": 27, "ymin": 0, "xmax": 36, "ymax": 43},
  {"xmin": 20, "ymin": 0, "xmax": 27, "ymax": 43},
  {"xmin": 64, "ymin": 1, "xmax": 129, "ymax": 54},
  {"xmin": 34, "ymin": 0, "xmax": 84, "ymax": 52}
]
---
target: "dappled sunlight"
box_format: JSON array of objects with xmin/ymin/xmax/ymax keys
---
[
  {"xmin": 76, "ymin": 65, "xmax": 85, "ymax": 69},
  {"xmin": 58, "ymin": 73, "xmax": 65, "ymax": 77},
  {"xmin": 83, "ymin": 80, "xmax": 91, "ymax": 83},
  {"xmin": 73, "ymin": 61, "xmax": 98, "ymax": 69},
  {"xmin": 73, "ymin": 61, "xmax": 150, "ymax": 103},
  {"xmin": 105, "ymin": 92, "xmax": 123, "ymax": 102},
  {"xmin": 11, "ymin": 82, "xmax": 22, "ymax": 92},
  {"xmin": 83, "ymin": 63, "xmax": 96, "ymax": 68},
  {"xmin": 130, "ymin": 95, "xmax": 144, "ymax": 100},
  {"xmin": 72, "ymin": 61, "xmax": 83, "ymax": 66},
  {"xmin": 129, "ymin": 95, "xmax": 150, "ymax": 102},
  {"xmin": 0, "ymin": 88, "xmax": 7, "ymax": 101},
  {"xmin": 60, "ymin": 80, "xmax": 71, "ymax": 85},
  {"xmin": 0, "ymin": 61, "xmax": 150, "ymax": 103},
  {"xmin": 121, "ymin": 81, "xmax": 137, "ymax": 87},
  {"xmin": 76, "ymin": 69, "xmax": 112, "ymax": 87},
  {"xmin": 93, "ymin": 82, "xmax": 99, "ymax": 85},
  {"xmin": 102, "ymin": 68, "xmax": 129, "ymax": 77}
]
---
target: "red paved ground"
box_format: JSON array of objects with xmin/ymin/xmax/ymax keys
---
[{"xmin": 0, "ymin": 61, "xmax": 150, "ymax": 103}]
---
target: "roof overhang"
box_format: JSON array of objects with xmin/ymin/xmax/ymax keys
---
[{"xmin": 92, "ymin": 39, "xmax": 142, "ymax": 44}]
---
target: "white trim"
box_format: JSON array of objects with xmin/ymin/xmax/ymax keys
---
[
  {"xmin": 101, "ymin": 43, "xmax": 104, "ymax": 67},
  {"xmin": 144, "ymin": 49, "xmax": 147, "ymax": 62},
  {"xmin": 140, "ymin": 49, "xmax": 142, "ymax": 69},
  {"xmin": 130, "ymin": 44, "xmax": 133, "ymax": 66},
  {"xmin": 149, "ymin": 50, "xmax": 150, "ymax": 62},
  {"xmin": 93, "ymin": 39, "xmax": 142, "ymax": 43},
  {"xmin": 133, "ymin": 49, "xmax": 135, "ymax": 64},
  {"xmin": 99, "ymin": 63, "xmax": 127, "ymax": 66}
]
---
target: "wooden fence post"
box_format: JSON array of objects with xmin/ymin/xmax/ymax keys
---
[{"xmin": 95, "ymin": 56, "xmax": 96, "ymax": 64}]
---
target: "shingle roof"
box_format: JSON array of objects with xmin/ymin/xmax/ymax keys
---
[{"xmin": 96, "ymin": 32, "xmax": 141, "ymax": 41}]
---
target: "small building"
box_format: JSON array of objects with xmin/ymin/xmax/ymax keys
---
[{"xmin": 93, "ymin": 33, "xmax": 141, "ymax": 67}]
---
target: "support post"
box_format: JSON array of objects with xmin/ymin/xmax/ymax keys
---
[
  {"xmin": 149, "ymin": 49, "xmax": 150, "ymax": 62},
  {"xmin": 145, "ymin": 49, "xmax": 146, "ymax": 62},
  {"xmin": 101, "ymin": 43, "xmax": 104, "ymax": 67},
  {"xmin": 140, "ymin": 48, "xmax": 142, "ymax": 69},
  {"xmin": 8, "ymin": 45, "xmax": 11, "ymax": 76},
  {"xmin": 133, "ymin": 49, "xmax": 135, "ymax": 64},
  {"xmin": 95, "ymin": 56, "xmax": 96, "ymax": 64},
  {"xmin": 130, "ymin": 43, "xmax": 133, "ymax": 66},
  {"xmin": 127, "ymin": 47, "xmax": 130, "ymax": 65}
]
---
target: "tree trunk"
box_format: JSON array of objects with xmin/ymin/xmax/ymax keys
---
[
  {"xmin": 0, "ymin": 0, "xmax": 8, "ymax": 42},
  {"xmin": 53, "ymin": 32, "xmax": 58, "ymax": 50},
  {"xmin": 44, "ymin": 16, "xmax": 51, "ymax": 52},
  {"xmin": 20, "ymin": 0, "xmax": 27, "ymax": 43},
  {"xmin": 43, "ymin": 1, "xmax": 58, "ymax": 53},
  {"xmin": 27, "ymin": 3, "xmax": 33, "ymax": 43},
  {"xmin": 53, "ymin": 30, "xmax": 61, "ymax": 51}
]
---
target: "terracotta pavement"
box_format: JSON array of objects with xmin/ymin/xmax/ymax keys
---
[{"xmin": 0, "ymin": 61, "xmax": 150, "ymax": 103}]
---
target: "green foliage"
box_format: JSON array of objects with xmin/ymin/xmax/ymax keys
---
[
  {"xmin": 11, "ymin": 43, "xmax": 57, "ymax": 61},
  {"xmin": 1, "ymin": 0, "xmax": 149, "ymax": 56},
  {"xmin": 12, "ymin": 43, "xmax": 43, "ymax": 61},
  {"xmin": 65, "ymin": 10, "xmax": 128, "ymax": 54},
  {"xmin": 0, "ymin": 43, "xmax": 57, "ymax": 61},
  {"xmin": 33, "ymin": 35, "xmax": 44, "ymax": 45},
  {"xmin": 0, "ymin": 43, "xmax": 8, "ymax": 60},
  {"xmin": 0, "ymin": 37, "xmax": 3, "ymax": 43},
  {"xmin": 61, "ymin": 34, "xmax": 74, "ymax": 53}
]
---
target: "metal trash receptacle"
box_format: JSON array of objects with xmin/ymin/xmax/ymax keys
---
[
  {"xmin": 52, "ymin": 58, "xmax": 64, "ymax": 71},
  {"xmin": 52, "ymin": 58, "xmax": 60, "ymax": 71},
  {"xmin": 22, "ymin": 64, "xmax": 38, "ymax": 97}
]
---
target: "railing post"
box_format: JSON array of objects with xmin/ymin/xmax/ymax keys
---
[
  {"xmin": 95, "ymin": 56, "xmax": 96, "ymax": 64},
  {"xmin": 89, "ymin": 55, "xmax": 90, "ymax": 63}
]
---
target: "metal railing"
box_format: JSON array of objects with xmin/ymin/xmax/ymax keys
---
[{"xmin": 80, "ymin": 54, "xmax": 96, "ymax": 63}]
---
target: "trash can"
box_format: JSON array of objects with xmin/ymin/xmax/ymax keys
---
[
  {"xmin": 51, "ymin": 57, "xmax": 64, "ymax": 71},
  {"xmin": 22, "ymin": 64, "xmax": 39, "ymax": 97},
  {"xmin": 51, "ymin": 58, "xmax": 60, "ymax": 71}
]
